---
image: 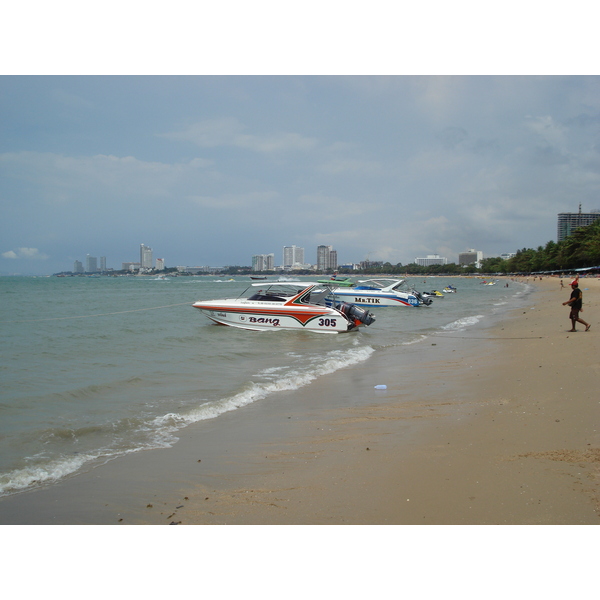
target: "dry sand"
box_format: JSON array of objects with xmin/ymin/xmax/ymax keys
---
[{"xmin": 1, "ymin": 276, "xmax": 598, "ymax": 526}]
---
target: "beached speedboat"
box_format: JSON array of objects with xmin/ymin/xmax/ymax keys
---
[
  {"xmin": 192, "ymin": 282, "xmax": 376, "ymax": 332},
  {"xmin": 331, "ymin": 278, "xmax": 432, "ymax": 307}
]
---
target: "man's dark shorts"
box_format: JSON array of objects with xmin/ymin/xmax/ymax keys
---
[{"xmin": 570, "ymin": 307, "xmax": 580, "ymax": 320}]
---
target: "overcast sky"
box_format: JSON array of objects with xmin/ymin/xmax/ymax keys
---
[{"xmin": 1, "ymin": 9, "xmax": 599, "ymax": 275}]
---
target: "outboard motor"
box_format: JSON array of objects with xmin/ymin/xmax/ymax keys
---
[
  {"xmin": 336, "ymin": 302, "xmax": 376, "ymax": 327},
  {"xmin": 414, "ymin": 290, "xmax": 433, "ymax": 306}
]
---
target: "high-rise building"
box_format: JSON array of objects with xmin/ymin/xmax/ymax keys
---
[
  {"xmin": 330, "ymin": 250, "xmax": 337, "ymax": 270},
  {"xmin": 252, "ymin": 255, "xmax": 263, "ymax": 271},
  {"xmin": 140, "ymin": 244, "xmax": 153, "ymax": 269},
  {"xmin": 73, "ymin": 260, "xmax": 83, "ymax": 273},
  {"xmin": 458, "ymin": 249, "xmax": 483, "ymax": 268},
  {"xmin": 156, "ymin": 258, "xmax": 165, "ymax": 271},
  {"xmin": 85, "ymin": 254, "xmax": 97, "ymax": 273},
  {"xmin": 252, "ymin": 253, "xmax": 275, "ymax": 271},
  {"xmin": 99, "ymin": 256, "xmax": 107, "ymax": 271},
  {"xmin": 557, "ymin": 205, "xmax": 600, "ymax": 241},
  {"xmin": 415, "ymin": 254, "xmax": 448, "ymax": 267},
  {"xmin": 283, "ymin": 245, "xmax": 305, "ymax": 268},
  {"xmin": 317, "ymin": 245, "xmax": 337, "ymax": 271}
]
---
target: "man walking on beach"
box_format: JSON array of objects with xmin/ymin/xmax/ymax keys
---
[{"xmin": 562, "ymin": 278, "xmax": 591, "ymax": 332}]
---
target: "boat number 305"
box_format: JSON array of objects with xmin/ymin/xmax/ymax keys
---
[{"xmin": 318, "ymin": 318, "xmax": 337, "ymax": 327}]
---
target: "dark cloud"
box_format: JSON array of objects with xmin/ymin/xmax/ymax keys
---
[{"xmin": 2, "ymin": 76, "xmax": 600, "ymax": 274}]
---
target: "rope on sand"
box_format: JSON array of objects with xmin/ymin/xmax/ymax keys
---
[{"xmin": 429, "ymin": 332, "xmax": 544, "ymax": 340}]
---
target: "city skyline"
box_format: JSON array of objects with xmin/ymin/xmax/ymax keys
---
[
  {"xmin": 2, "ymin": 76, "xmax": 600, "ymax": 275},
  {"xmin": 41, "ymin": 201, "xmax": 600, "ymax": 275},
  {"xmin": 68, "ymin": 241, "xmax": 492, "ymax": 273}
]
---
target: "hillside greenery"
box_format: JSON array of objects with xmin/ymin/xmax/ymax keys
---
[
  {"xmin": 337, "ymin": 219, "xmax": 600, "ymax": 276},
  {"xmin": 481, "ymin": 219, "xmax": 600, "ymax": 274}
]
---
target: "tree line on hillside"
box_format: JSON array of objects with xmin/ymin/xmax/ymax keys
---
[
  {"xmin": 336, "ymin": 219, "xmax": 600, "ymax": 276},
  {"xmin": 480, "ymin": 219, "xmax": 600, "ymax": 274}
]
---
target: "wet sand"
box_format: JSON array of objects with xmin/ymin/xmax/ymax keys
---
[{"xmin": 0, "ymin": 276, "xmax": 598, "ymax": 526}]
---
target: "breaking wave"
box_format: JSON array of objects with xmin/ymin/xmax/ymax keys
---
[
  {"xmin": 441, "ymin": 315, "xmax": 485, "ymax": 332},
  {"xmin": 0, "ymin": 345, "xmax": 375, "ymax": 497}
]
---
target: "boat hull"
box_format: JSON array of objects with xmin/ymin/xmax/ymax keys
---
[
  {"xmin": 331, "ymin": 290, "xmax": 421, "ymax": 307},
  {"xmin": 193, "ymin": 299, "xmax": 355, "ymax": 332}
]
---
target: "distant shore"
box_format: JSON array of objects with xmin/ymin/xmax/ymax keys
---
[{"xmin": 0, "ymin": 276, "xmax": 597, "ymax": 525}]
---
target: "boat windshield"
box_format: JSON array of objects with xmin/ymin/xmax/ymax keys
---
[
  {"xmin": 390, "ymin": 280, "xmax": 410, "ymax": 292},
  {"xmin": 356, "ymin": 279, "xmax": 409, "ymax": 292},
  {"xmin": 246, "ymin": 291, "xmax": 287, "ymax": 302},
  {"xmin": 305, "ymin": 287, "xmax": 332, "ymax": 305},
  {"xmin": 245, "ymin": 284, "xmax": 298, "ymax": 301},
  {"xmin": 242, "ymin": 283, "xmax": 336, "ymax": 306}
]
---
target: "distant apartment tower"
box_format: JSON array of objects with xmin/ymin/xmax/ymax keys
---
[
  {"xmin": 99, "ymin": 256, "xmax": 106, "ymax": 271},
  {"xmin": 283, "ymin": 245, "xmax": 305, "ymax": 268},
  {"xmin": 317, "ymin": 245, "xmax": 337, "ymax": 271},
  {"xmin": 458, "ymin": 249, "xmax": 483, "ymax": 268},
  {"xmin": 252, "ymin": 253, "xmax": 275, "ymax": 271},
  {"xmin": 415, "ymin": 254, "xmax": 448, "ymax": 267},
  {"xmin": 156, "ymin": 258, "xmax": 165, "ymax": 271},
  {"xmin": 85, "ymin": 254, "xmax": 98, "ymax": 273},
  {"xmin": 73, "ymin": 260, "xmax": 83, "ymax": 273},
  {"xmin": 140, "ymin": 244, "xmax": 153, "ymax": 269},
  {"xmin": 557, "ymin": 205, "xmax": 600, "ymax": 241}
]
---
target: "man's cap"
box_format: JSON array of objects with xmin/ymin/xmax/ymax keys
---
[{"xmin": 570, "ymin": 280, "xmax": 578, "ymax": 286}]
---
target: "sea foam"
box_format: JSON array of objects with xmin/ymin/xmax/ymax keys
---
[
  {"xmin": 441, "ymin": 315, "xmax": 484, "ymax": 331},
  {"xmin": 0, "ymin": 345, "xmax": 376, "ymax": 497},
  {"xmin": 156, "ymin": 345, "xmax": 376, "ymax": 430}
]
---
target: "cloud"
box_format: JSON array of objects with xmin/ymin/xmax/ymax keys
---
[
  {"xmin": 317, "ymin": 157, "xmax": 383, "ymax": 175},
  {"xmin": 50, "ymin": 88, "xmax": 95, "ymax": 110},
  {"xmin": 3, "ymin": 76, "xmax": 600, "ymax": 273},
  {"xmin": 525, "ymin": 115, "xmax": 567, "ymax": 147},
  {"xmin": 2, "ymin": 247, "xmax": 49, "ymax": 260},
  {"xmin": 161, "ymin": 118, "xmax": 318, "ymax": 153},
  {"xmin": 0, "ymin": 151, "xmax": 217, "ymax": 204},
  {"xmin": 298, "ymin": 193, "xmax": 378, "ymax": 219},
  {"xmin": 437, "ymin": 126, "xmax": 468, "ymax": 150},
  {"xmin": 187, "ymin": 191, "xmax": 278, "ymax": 209}
]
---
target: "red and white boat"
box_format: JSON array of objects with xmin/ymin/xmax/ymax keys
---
[{"xmin": 192, "ymin": 282, "xmax": 375, "ymax": 333}]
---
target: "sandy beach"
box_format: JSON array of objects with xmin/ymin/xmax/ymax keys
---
[
  {"xmin": 0, "ymin": 276, "xmax": 598, "ymax": 526},
  {"xmin": 163, "ymin": 276, "xmax": 600, "ymax": 525}
]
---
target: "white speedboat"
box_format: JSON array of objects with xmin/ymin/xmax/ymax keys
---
[
  {"xmin": 332, "ymin": 278, "xmax": 432, "ymax": 307},
  {"xmin": 192, "ymin": 282, "xmax": 376, "ymax": 332}
]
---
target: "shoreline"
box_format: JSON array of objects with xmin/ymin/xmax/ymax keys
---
[
  {"xmin": 0, "ymin": 277, "xmax": 598, "ymax": 525},
  {"xmin": 172, "ymin": 277, "xmax": 599, "ymax": 525}
]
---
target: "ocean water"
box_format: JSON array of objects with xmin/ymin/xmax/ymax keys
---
[{"xmin": 0, "ymin": 275, "xmax": 533, "ymax": 497}]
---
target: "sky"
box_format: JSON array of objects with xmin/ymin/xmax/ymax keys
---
[{"xmin": 1, "ymin": 10, "xmax": 599, "ymax": 275}]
